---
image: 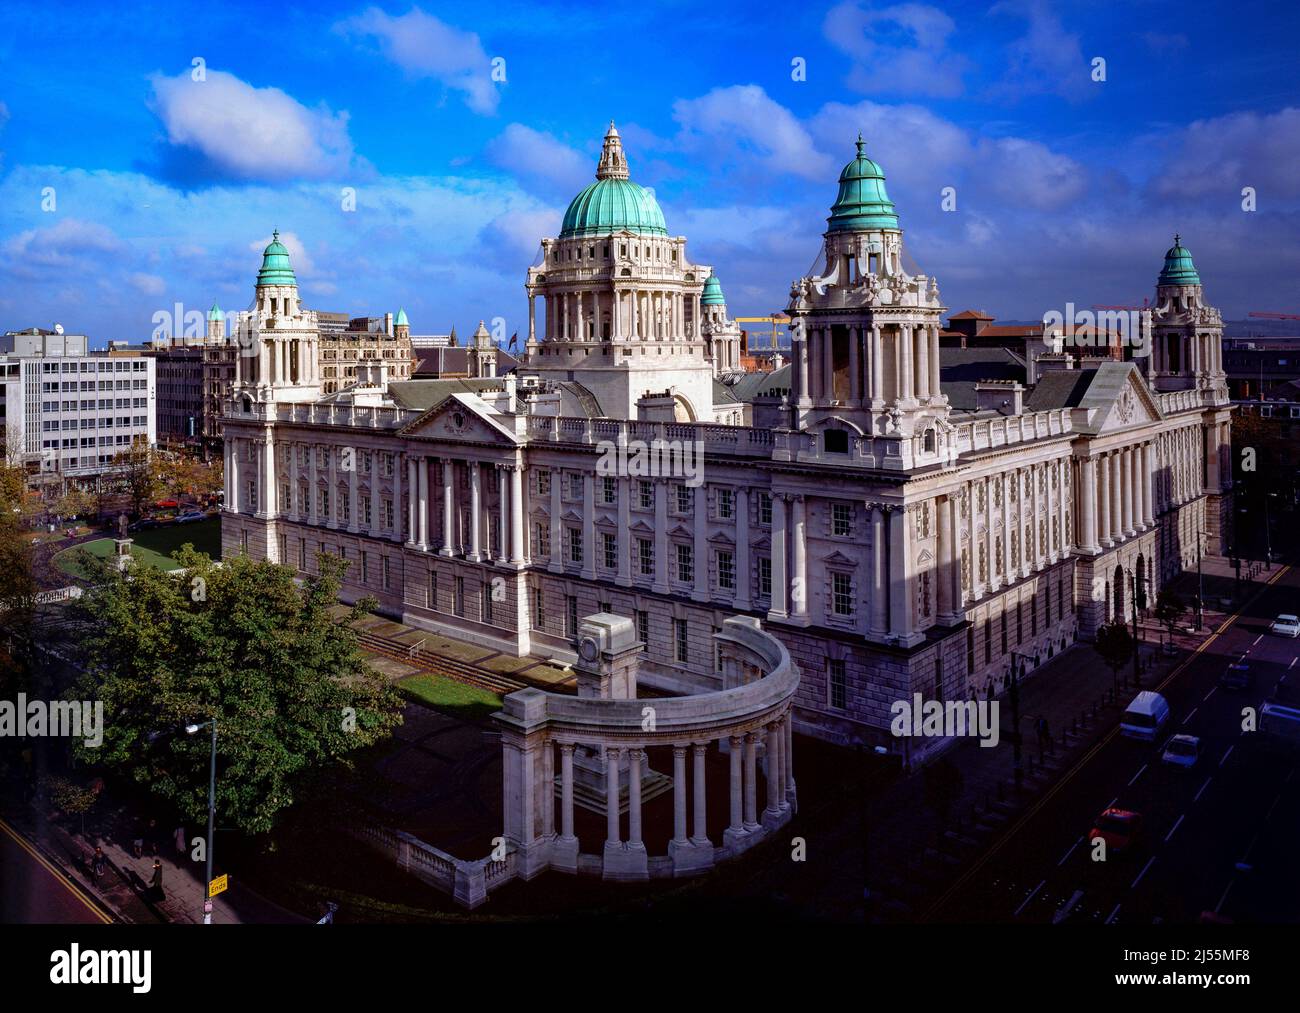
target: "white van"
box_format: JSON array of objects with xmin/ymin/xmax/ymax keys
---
[{"xmin": 1121, "ymin": 691, "xmax": 1170, "ymax": 740}]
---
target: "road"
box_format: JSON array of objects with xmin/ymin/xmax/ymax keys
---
[
  {"xmin": 931, "ymin": 564, "xmax": 1300, "ymax": 924},
  {"xmin": 0, "ymin": 818, "xmax": 112, "ymax": 924}
]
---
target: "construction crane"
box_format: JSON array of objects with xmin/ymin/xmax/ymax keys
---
[
  {"xmin": 1248, "ymin": 311, "xmax": 1300, "ymax": 320},
  {"xmin": 734, "ymin": 314, "xmax": 791, "ymax": 350},
  {"xmin": 1091, "ymin": 298, "xmax": 1150, "ymax": 311}
]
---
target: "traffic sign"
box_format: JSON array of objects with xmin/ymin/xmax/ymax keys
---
[{"xmin": 208, "ymin": 874, "xmax": 228, "ymax": 897}]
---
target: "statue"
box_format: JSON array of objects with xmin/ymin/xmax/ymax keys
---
[{"xmin": 117, "ymin": 513, "xmax": 129, "ymax": 539}]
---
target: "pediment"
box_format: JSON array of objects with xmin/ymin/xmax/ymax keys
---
[
  {"xmin": 398, "ymin": 393, "xmax": 521, "ymax": 446},
  {"xmin": 824, "ymin": 549, "xmax": 859, "ymax": 568},
  {"xmin": 1095, "ymin": 370, "xmax": 1163, "ymax": 433}
]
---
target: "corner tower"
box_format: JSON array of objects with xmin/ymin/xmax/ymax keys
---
[
  {"xmin": 1149, "ymin": 235, "xmax": 1226, "ymax": 401},
  {"xmin": 233, "ymin": 230, "xmax": 321, "ymax": 404},
  {"xmin": 523, "ymin": 123, "xmax": 716, "ymax": 421},
  {"xmin": 786, "ymin": 136, "xmax": 948, "ymax": 470}
]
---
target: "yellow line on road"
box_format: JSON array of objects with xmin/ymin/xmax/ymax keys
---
[
  {"xmin": 922, "ymin": 564, "xmax": 1292, "ymax": 922},
  {"xmin": 0, "ymin": 816, "xmax": 113, "ymax": 924}
]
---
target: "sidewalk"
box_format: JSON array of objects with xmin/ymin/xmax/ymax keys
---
[
  {"xmin": 2, "ymin": 787, "xmax": 310, "ymax": 924},
  {"xmin": 862, "ymin": 554, "xmax": 1286, "ymax": 920}
]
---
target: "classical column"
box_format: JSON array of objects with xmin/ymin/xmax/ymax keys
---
[
  {"xmin": 693, "ymin": 485, "xmax": 708, "ymax": 602},
  {"xmin": 764, "ymin": 722, "xmax": 782, "ymax": 818},
  {"xmin": 652, "ymin": 479, "xmax": 668, "ymax": 593},
  {"xmin": 848, "ymin": 326, "xmax": 861, "ymax": 406},
  {"xmin": 326, "ymin": 447, "xmax": 338, "ymax": 529},
  {"xmin": 288, "ymin": 441, "xmax": 299, "ymax": 522},
  {"xmin": 405, "ymin": 457, "xmax": 416, "ymax": 546},
  {"xmin": 392, "ymin": 451, "xmax": 403, "ymax": 543},
  {"xmin": 1080, "ymin": 457, "xmax": 1097, "ymax": 552},
  {"xmin": 1032, "ymin": 465, "xmax": 1043, "ymax": 569},
  {"xmin": 1141, "ymin": 443, "xmax": 1155, "ymax": 526},
  {"xmin": 735, "ymin": 489, "xmax": 752, "ymax": 610},
  {"xmin": 468, "ymin": 462, "xmax": 482, "ymax": 561},
  {"xmin": 937, "ymin": 494, "xmax": 955, "ymax": 623},
  {"xmin": 604, "ymin": 747, "xmax": 621, "ymax": 849},
  {"xmin": 742, "ymin": 732, "xmax": 759, "ymax": 831},
  {"xmin": 415, "ymin": 456, "xmax": 428, "ymax": 550},
  {"xmin": 870, "ymin": 325, "xmax": 883, "ymax": 406},
  {"xmin": 783, "ymin": 713, "xmax": 796, "ymax": 804},
  {"xmin": 1121, "ymin": 450, "xmax": 1135, "ymax": 537},
  {"xmin": 260, "ymin": 434, "xmax": 276, "ymax": 521},
  {"xmin": 769, "ymin": 493, "xmax": 788, "ymax": 619},
  {"xmin": 497, "ymin": 465, "xmax": 509, "ymax": 562},
  {"xmin": 1098, "ymin": 454, "xmax": 1112, "ymax": 548},
  {"xmin": 527, "ymin": 293, "xmax": 536, "ymax": 344},
  {"xmin": 794, "ymin": 330, "xmax": 810, "ymax": 407},
  {"xmin": 225, "ymin": 438, "xmax": 237, "ymax": 513},
  {"xmin": 347, "ymin": 454, "xmax": 359, "ymax": 533},
  {"xmin": 985, "ymin": 477, "xmax": 996, "ymax": 589},
  {"xmin": 671, "ymin": 746, "xmax": 688, "ymax": 846},
  {"xmin": 627, "ymin": 749, "xmax": 644, "ymax": 850},
  {"xmin": 548, "ymin": 468, "xmax": 562, "ymax": 572},
  {"xmin": 510, "ymin": 465, "xmax": 526, "ymax": 565},
  {"xmin": 928, "ymin": 326, "xmax": 942, "ymax": 400},
  {"xmin": 727, "ymin": 736, "xmax": 743, "ymax": 837},
  {"xmin": 1001, "ymin": 474, "xmax": 1013, "ymax": 580},
  {"xmin": 541, "ymin": 742, "xmax": 554, "ymax": 838},
  {"xmin": 887, "ymin": 506, "xmax": 913, "ymax": 640},
  {"xmin": 870, "ymin": 504, "xmax": 888, "ymax": 634},
  {"xmin": 915, "ymin": 324, "xmax": 930, "ymax": 400},
  {"xmin": 691, "ymin": 743, "xmax": 710, "ymax": 846},
  {"xmin": 1110, "ymin": 452, "xmax": 1123, "ymax": 543},
  {"xmin": 790, "ymin": 495, "xmax": 808, "ymax": 621},
  {"xmin": 559, "ymin": 743, "xmax": 576, "ymax": 843},
  {"xmin": 581, "ymin": 473, "xmax": 595, "ymax": 579},
  {"xmin": 440, "ymin": 459, "xmax": 454, "ymax": 555},
  {"xmin": 821, "ymin": 326, "xmax": 834, "ymax": 402},
  {"xmin": 899, "ymin": 325, "xmax": 914, "ymax": 401},
  {"xmin": 616, "ymin": 475, "xmax": 631, "ymax": 586}
]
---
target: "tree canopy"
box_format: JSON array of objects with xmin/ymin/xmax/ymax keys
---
[{"xmin": 70, "ymin": 548, "xmax": 404, "ymax": 834}]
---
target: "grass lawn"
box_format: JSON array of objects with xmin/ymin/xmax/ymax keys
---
[
  {"xmin": 53, "ymin": 517, "xmax": 221, "ymax": 578},
  {"xmin": 398, "ymin": 672, "xmax": 503, "ymax": 723}
]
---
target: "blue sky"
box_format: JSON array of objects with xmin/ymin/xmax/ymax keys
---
[{"xmin": 2, "ymin": 0, "xmax": 1298, "ymax": 344}]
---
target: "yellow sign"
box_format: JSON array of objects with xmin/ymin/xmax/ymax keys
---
[{"xmin": 208, "ymin": 874, "xmax": 228, "ymax": 898}]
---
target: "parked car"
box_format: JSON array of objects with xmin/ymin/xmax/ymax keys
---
[
  {"xmin": 1120, "ymin": 691, "xmax": 1170, "ymax": 741},
  {"xmin": 1161, "ymin": 733, "xmax": 1200, "ymax": 768},
  {"xmin": 1270, "ymin": 614, "xmax": 1300, "ymax": 638},
  {"xmin": 127, "ymin": 518, "xmax": 161, "ymax": 532},
  {"xmin": 1090, "ymin": 808, "xmax": 1143, "ymax": 853},
  {"xmin": 1219, "ymin": 661, "xmax": 1253, "ymax": 691},
  {"xmin": 174, "ymin": 510, "xmax": 206, "ymax": 524},
  {"xmin": 154, "ymin": 498, "xmax": 180, "ymax": 510}
]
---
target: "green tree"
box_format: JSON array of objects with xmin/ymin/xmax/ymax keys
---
[
  {"xmin": 42, "ymin": 775, "xmax": 98, "ymax": 837},
  {"xmin": 70, "ymin": 548, "xmax": 404, "ymax": 834},
  {"xmin": 1153, "ymin": 589, "xmax": 1184, "ymax": 648},
  {"xmin": 0, "ymin": 451, "xmax": 38, "ymax": 696},
  {"xmin": 53, "ymin": 487, "xmax": 93, "ymax": 521},
  {"xmin": 113, "ymin": 437, "xmax": 162, "ymax": 517},
  {"xmin": 1093, "ymin": 622, "xmax": 1135, "ymax": 696}
]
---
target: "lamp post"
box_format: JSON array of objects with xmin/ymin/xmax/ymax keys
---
[
  {"xmin": 1007, "ymin": 652, "xmax": 1032, "ymax": 793},
  {"xmin": 186, "ymin": 718, "xmax": 218, "ymax": 925},
  {"xmin": 1195, "ymin": 530, "xmax": 1205, "ymax": 631}
]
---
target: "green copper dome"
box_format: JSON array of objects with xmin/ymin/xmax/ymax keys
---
[
  {"xmin": 1158, "ymin": 234, "xmax": 1200, "ymax": 286},
  {"xmin": 827, "ymin": 135, "xmax": 899, "ymax": 232},
  {"xmin": 560, "ymin": 123, "xmax": 668, "ymax": 239},
  {"xmin": 395, "ymin": 307, "xmax": 409, "ymax": 326},
  {"xmin": 701, "ymin": 274, "xmax": 725, "ymax": 306},
  {"xmin": 207, "ymin": 302, "xmax": 223, "ymax": 322},
  {"xmin": 256, "ymin": 230, "xmax": 297, "ymax": 286}
]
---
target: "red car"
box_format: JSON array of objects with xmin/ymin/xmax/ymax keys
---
[
  {"xmin": 1090, "ymin": 808, "xmax": 1143, "ymax": 853},
  {"xmin": 155, "ymin": 499, "xmax": 180, "ymax": 509}
]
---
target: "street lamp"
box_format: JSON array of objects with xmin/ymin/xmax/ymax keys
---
[
  {"xmin": 186, "ymin": 718, "xmax": 218, "ymax": 925},
  {"xmin": 1007, "ymin": 652, "xmax": 1033, "ymax": 793}
]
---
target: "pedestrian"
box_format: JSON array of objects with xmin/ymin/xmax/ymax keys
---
[
  {"xmin": 147, "ymin": 818, "xmax": 159, "ymax": 856},
  {"xmin": 92, "ymin": 846, "xmax": 106, "ymax": 878},
  {"xmin": 131, "ymin": 826, "xmax": 144, "ymax": 859},
  {"xmin": 150, "ymin": 859, "xmax": 164, "ymax": 901},
  {"xmin": 174, "ymin": 825, "xmax": 186, "ymax": 856}
]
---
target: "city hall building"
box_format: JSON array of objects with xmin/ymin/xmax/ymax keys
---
[{"xmin": 220, "ymin": 126, "xmax": 1232, "ymax": 751}]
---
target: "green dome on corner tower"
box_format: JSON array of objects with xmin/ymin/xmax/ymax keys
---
[
  {"xmin": 560, "ymin": 123, "xmax": 668, "ymax": 239},
  {"xmin": 256, "ymin": 230, "xmax": 297, "ymax": 286},
  {"xmin": 827, "ymin": 134, "xmax": 899, "ymax": 232},
  {"xmin": 701, "ymin": 274, "xmax": 725, "ymax": 306},
  {"xmin": 1158, "ymin": 234, "xmax": 1200, "ymax": 286}
]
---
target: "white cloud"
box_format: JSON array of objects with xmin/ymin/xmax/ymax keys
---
[
  {"xmin": 129, "ymin": 272, "xmax": 166, "ymax": 295},
  {"xmin": 3, "ymin": 217, "xmax": 122, "ymax": 275},
  {"xmin": 989, "ymin": 1, "xmax": 1091, "ymax": 102},
  {"xmin": 487, "ymin": 124, "xmax": 590, "ymax": 192},
  {"xmin": 672, "ymin": 85, "xmax": 835, "ymax": 182},
  {"xmin": 1150, "ymin": 107, "xmax": 1300, "ymax": 201},
  {"xmin": 149, "ymin": 69, "xmax": 354, "ymax": 181},
  {"xmin": 824, "ymin": 1, "xmax": 969, "ymax": 98},
  {"xmin": 336, "ymin": 7, "xmax": 498, "ymax": 115}
]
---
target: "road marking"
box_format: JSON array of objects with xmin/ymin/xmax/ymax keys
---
[
  {"xmin": 1253, "ymin": 634, "xmax": 1264, "ymax": 646},
  {"xmin": 1195, "ymin": 776, "xmax": 1213, "ymax": 801},
  {"xmin": 1053, "ymin": 889, "xmax": 1084, "ymax": 924},
  {"xmin": 1215, "ymin": 878, "xmax": 1235, "ymax": 915},
  {"xmin": 1220, "ymin": 745, "xmax": 1235, "ymax": 767},
  {"xmin": 0, "ymin": 817, "xmax": 112, "ymax": 924},
  {"xmin": 920, "ymin": 565, "xmax": 1292, "ymax": 923},
  {"xmin": 1290, "ymin": 657, "xmax": 1297, "ymax": 671},
  {"xmin": 1164, "ymin": 814, "xmax": 1185, "ymax": 842},
  {"xmin": 1013, "ymin": 879, "xmax": 1046, "ymax": 917},
  {"xmin": 1058, "ymin": 837, "xmax": 1083, "ymax": 866},
  {"xmin": 1267, "ymin": 792, "xmax": 1283, "ymax": 821},
  {"xmin": 1182, "ymin": 706, "xmax": 1198, "ymax": 725},
  {"xmin": 1105, "ymin": 796, "xmax": 1119, "ymax": 810},
  {"xmin": 1128, "ymin": 765, "xmax": 1147, "ymax": 786},
  {"xmin": 1105, "ymin": 903, "xmax": 1122, "ymax": 924},
  {"xmin": 1131, "ymin": 857, "xmax": 1157, "ymax": 889},
  {"xmin": 1203, "ymin": 686, "xmax": 1217, "ymax": 703}
]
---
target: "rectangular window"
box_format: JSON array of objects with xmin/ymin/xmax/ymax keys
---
[
  {"xmin": 639, "ymin": 481, "xmax": 653, "ymax": 509},
  {"xmin": 758, "ymin": 556, "xmax": 772, "ymax": 598},
  {"xmin": 602, "ymin": 531, "xmax": 617, "ymax": 570},
  {"xmin": 298, "ymin": 538, "xmax": 307, "ymax": 570},
  {"xmin": 675, "ymin": 485, "xmax": 693, "ymax": 514},
  {"xmin": 636, "ymin": 610, "xmax": 649, "ymax": 644},
  {"xmin": 567, "ymin": 595, "xmax": 578, "ymax": 637},
  {"xmin": 759, "ymin": 492, "xmax": 772, "ymax": 526},
  {"xmin": 832, "ymin": 572, "xmax": 853, "ymax": 616},
  {"xmin": 676, "ymin": 543, "xmax": 693, "ymax": 583},
  {"xmin": 637, "ymin": 538, "xmax": 654, "ymax": 577},
  {"xmin": 567, "ymin": 527, "xmax": 583, "ymax": 564},
  {"xmin": 536, "ymin": 470, "xmax": 550, "ymax": 496},
  {"xmin": 717, "ymin": 488, "xmax": 734, "ymax": 519},
  {"xmin": 832, "ymin": 502, "xmax": 852, "ymax": 537},
  {"xmin": 383, "ymin": 498, "xmax": 393, "ymax": 530},
  {"xmin": 968, "ymin": 626, "xmax": 976, "ymax": 675},
  {"xmin": 535, "ymin": 522, "xmax": 550, "ymax": 557},
  {"xmin": 568, "ymin": 472, "xmax": 583, "ymax": 499},
  {"xmin": 428, "ymin": 570, "xmax": 437, "ymax": 609},
  {"xmin": 482, "ymin": 581, "xmax": 494, "ymax": 624},
  {"xmin": 360, "ymin": 551, "xmax": 369, "ymax": 584},
  {"xmin": 674, "ymin": 618, "xmax": 688, "ymax": 663},
  {"xmin": 534, "ymin": 587, "xmax": 546, "ymax": 628},
  {"xmin": 1001, "ymin": 612, "xmax": 1008, "ymax": 655},
  {"xmin": 717, "ymin": 551, "xmax": 735, "ymax": 591},
  {"xmin": 1016, "ymin": 601, "xmax": 1023, "ymax": 644},
  {"xmin": 455, "ymin": 576, "xmax": 465, "ymax": 617},
  {"xmin": 601, "ymin": 476, "xmax": 616, "ymax": 504},
  {"xmin": 984, "ymin": 618, "xmax": 992, "ymax": 664},
  {"xmin": 829, "ymin": 658, "xmax": 847, "ymax": 710}
]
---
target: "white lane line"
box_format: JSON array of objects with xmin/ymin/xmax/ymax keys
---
[
  {"xmin": 1215, "ymin": 878, "xmax": 1235, "ymax": 915},
  {"xmin": 1254, "ymin": 634, "xmax": 1264, "ymax": 646},
  {"xmin": 1182, "ymin": 706, "xmax": 1198, "ymax": 725},
  {"xmin": 1290, "ymin": 657, "xmax": 1297, "ymax": 671},
  {"xmin": 1165, "ymin": 814, "xmax": 1185, "ymax": 842},
  {"xmin": 1203, "ymin": 686, "xmax": 1217, "ymax": 703},
  {"xmin": 1105, "ymin": 796, "xmax": 1119, "ymax": 810},
  {"xmin": 1058, "ymin": 837, "xmax": 1083, "ymax": 866},
  {"xmin": 1052, "ymin": 889, "xmax": 1085, "ymax": 924},
  {"xmin": 1105, "ymin": 903, "xmax": 1122, "ymax": 925},
  {"xmin": 1220, "ymin": 745, "xmax": 1235, "ymax": 767},
  {"xmin": 1013, "ymin": 879, "xmax": 1046, "ymax": 917},
  {"xmin": 1195, "ymin": 776, "xmax": 1213, "ymax": 801},
  {"xmin": 1131, "ymin": 857, "xmax": 1157, "ymax": 889},
  {"xmin": 1128, "ymin": 764, "xmax": 1148, "ymax": 787},
  {"xmin": 1267, "ymin": 792, "xmax": 1283, "ymax": 822}
]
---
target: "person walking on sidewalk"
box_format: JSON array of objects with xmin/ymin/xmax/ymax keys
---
[
  {"xmin": 92, "ymin": 846, "xmax": 106, "ymax": 879},
  {"xmin": 174, "ymin": 825, "xmax": 186, "ymax": 857},
  {"xmin": 150, "ymin": 859, "xmax": 164, "ymax": 902}
]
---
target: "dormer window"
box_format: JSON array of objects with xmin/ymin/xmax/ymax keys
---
[{"xmin": 824, "ymin": 429, "xmax": 849, "ymax": 454}]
